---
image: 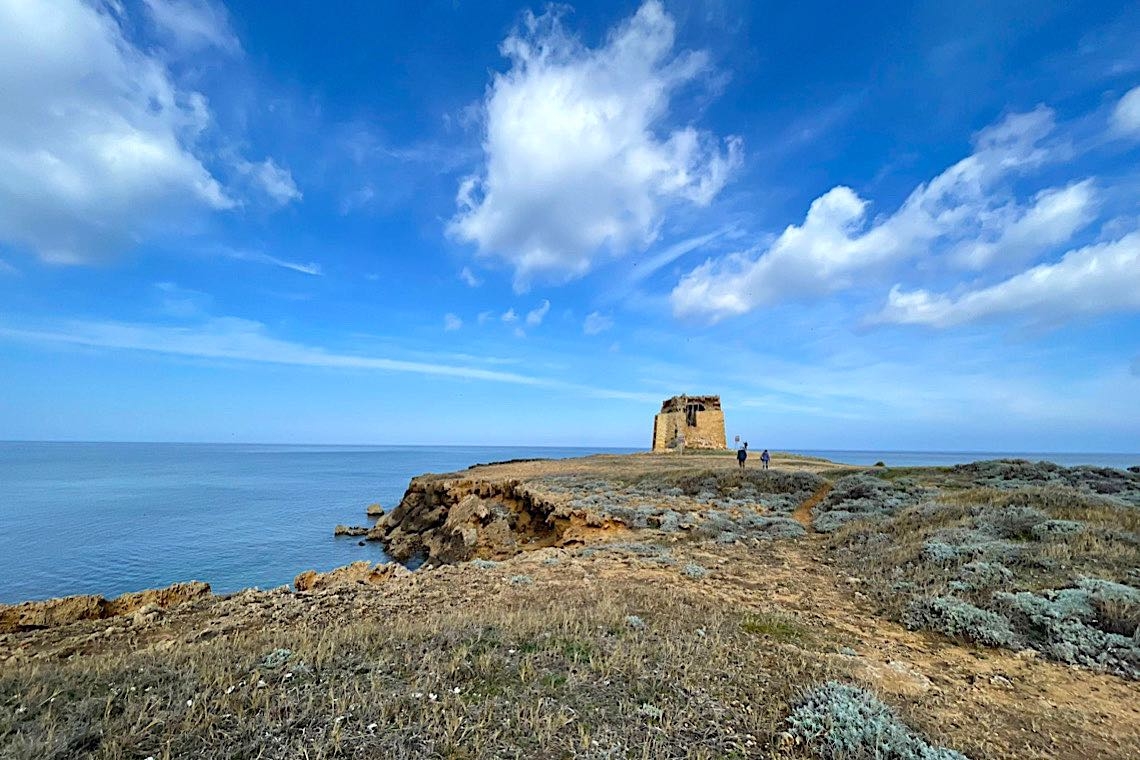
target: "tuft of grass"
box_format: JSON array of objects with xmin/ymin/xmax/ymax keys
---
[{"xmin": 741, "ymin": 612, "xmax": 812, "ymax": 645}]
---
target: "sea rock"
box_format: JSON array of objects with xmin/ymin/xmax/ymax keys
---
[
  {"xmin": 334, "ymin": 525, "xmax": 369, "ymax": 537},
  {"xmin": 0, "ymin": 581, "xmax": 211, "ymax": 633},
  {"xmin": 293, "ymin": 561, "xmax": 411, "ymax": 592},
  {"xmin": 366, "ymin": 502, "xmax": 385, "ymax": 516}
]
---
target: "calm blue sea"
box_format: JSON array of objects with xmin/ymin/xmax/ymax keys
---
[
  {"xmin": 1, "ymin": 443, "xmax": 1136, "ymax": 604},
  {"xmin": 0, "ymin": 442, "xmax": 635, "ymax": 604}
]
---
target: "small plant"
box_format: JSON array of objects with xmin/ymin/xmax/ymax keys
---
[
  {"xmin": 509, "ymin": 575, "xmax": 533, "ymax": 586},
  {"xmin": 471, "ymin": 559, "xmax": 498, "ymax": 569},
  {"xmin": 782, "ymin": 681, "xmax": 970, "ymax": 759},
  {"xmin": 682, "ymin": 563, "xmax": 708, "ymax": 579}
]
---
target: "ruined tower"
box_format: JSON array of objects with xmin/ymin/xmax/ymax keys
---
[{"xmin": 651, "ymin": 395, "xmax": 727, "ymax": 452}]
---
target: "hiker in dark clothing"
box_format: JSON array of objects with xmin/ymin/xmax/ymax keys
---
[
  {"xmin": 737, "ymin": 442, "xmax": 748, "ymax": 470},
  {"xmin": 761, "ymin": 449, "xmax": 771, "ymax": 470}
]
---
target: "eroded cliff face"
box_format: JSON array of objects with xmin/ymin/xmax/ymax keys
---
[
  {"xmin": 368, "ymin": 477, "xmax": 624, "ymax": 565},
  {"xmin": 0, "ymin": 581, "xmax": 211, "ymax": 633}
]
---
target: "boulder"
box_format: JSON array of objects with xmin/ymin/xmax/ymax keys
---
[
  {"xmin": 366, "ymin": 502, "xmax": 385, "ymax": 516},
  {"xmin": 334, "ymin": 524, "xmax": 369, "ymax": 537}
]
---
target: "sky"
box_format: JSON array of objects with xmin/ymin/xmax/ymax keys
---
[{"xmin": 0, "ymin": 0, "xmax": 1138, "ymax": 451}]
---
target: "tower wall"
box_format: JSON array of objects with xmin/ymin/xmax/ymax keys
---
[{"xmin": 652, "ymin": 408, "xmax": 727, "ymax": 451}]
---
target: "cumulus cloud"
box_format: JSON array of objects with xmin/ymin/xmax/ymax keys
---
[
  {"xmin": 450, "ymin": 0, "xmax": 742, "ymax": 290},
  {"xmin": 671, "ymin": 107, "xmax": 1075, "ymax": 321},
  {"xmin": 525, "ymin": 299, "xmax": 551, "ymax": 326},
  {"xmin": 951, "ymin": 180, "xmax": 1097, "ymax": 270},
  {"xmin": 501, "ymin": 308, "xmax": 518, "ymax": 324},
  {"xmin": 443, "ymin": 313, "xmax": 463, "ymax": 331},
  {"xmin": 238, "ymin": 158, "xmax": 303, "ymax": 206},
  {"xmin": 143, "ymin": 0, "xmax": 240, "ymax": 54},
  {"xmin": 1111, "ymin": 86, "xmax": 1140, "ymax": 138},
  {"xmin": 0, "ymin": 0, "xmax": 232, "ymax": 263},
  {"xmin": 873, "ymin": 231, "xmax": 1140, "ymax": 327},
  {"xmin": 583, "ymin": 312, "xmax": 614, "ymax": 335}
]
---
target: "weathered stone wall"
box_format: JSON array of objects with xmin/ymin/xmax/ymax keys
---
[{"xmin": 652, "ymin": 409, "xmax": 727, "ymax": 451}]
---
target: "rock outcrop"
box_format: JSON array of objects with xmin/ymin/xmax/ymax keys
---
[
  {"xmin": 333, "ymin": 524, "xmax": 369, "ymax": 536},
  {"xmin": 0, "ymin": 581, "xmax": 211, "ymax": 633},
  {"xmin": 368, "ymin": 476, "xmax": 624, "ymax": 565},
  {"xmin": 293, "ymin": 561, "xmax": 411, "ymax": 592}
]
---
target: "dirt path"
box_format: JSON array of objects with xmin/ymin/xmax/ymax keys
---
[{"xmin": 792, "ymin": 482, "xmax": 831, "ymax": 531}]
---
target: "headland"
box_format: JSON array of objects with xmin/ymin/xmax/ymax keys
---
[{"xmin": 2, "ymin": 451, "xmax": 1138, "ymax": 759}]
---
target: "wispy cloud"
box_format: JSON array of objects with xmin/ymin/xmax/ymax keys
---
[
  {"xmin": 0, "ymin": 259, "xmax": 17, "ymax": 275},
  {"xmin": 583, "ymin": 312, "xmax": 614, "ymax": 335},
  {"xmin": 218, "ymin": 248, "xmax": 323, "ymax": 276},
  {"xmin": 0, "ymin": 317, "xmax": 658, "ymax": 403},
  {"xmin": 459, "ymin": 266, "xmax": 482, "ymax": 287},
  {"xmin": 143, "ymin": 0, "xmax": 241, "ymax": 55},
  {"xmin": 525, "ymin": 300, "xmax": 551, "ymax": 326},
  {"xmin": 443, "ymin": 313, "xmax": 463, "ymax": 331}
]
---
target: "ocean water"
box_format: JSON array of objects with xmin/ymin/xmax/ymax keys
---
[
  {"xmin": 1, "ymin": 443, "xmax": 1136, "ymax": 604},
  {"xmin": 0, "ymin": 442, "xmax": 635, "ymax": 604}
]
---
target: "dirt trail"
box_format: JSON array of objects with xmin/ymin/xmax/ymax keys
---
[{"xmin": 792, "ymin": 482, "xmax": 831, "ymax": 531}]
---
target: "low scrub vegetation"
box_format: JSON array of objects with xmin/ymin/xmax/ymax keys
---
[{"xmin": 830, "ymin": 470, "xmax": 1140, "ymax": 678}]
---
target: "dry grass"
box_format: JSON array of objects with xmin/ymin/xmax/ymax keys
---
[{"xmin": 1, "ymin": 568, "xmax": 836, "ymax": 759}]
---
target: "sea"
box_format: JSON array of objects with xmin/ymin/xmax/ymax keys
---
[{"xmin": 1, "ymin": 442, "xmax": 1136, "ymax": 605}]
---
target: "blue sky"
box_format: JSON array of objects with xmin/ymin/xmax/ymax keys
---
[{"xmin": 1, "ymin": 0, "xmax": 1138, "ymax": 450}]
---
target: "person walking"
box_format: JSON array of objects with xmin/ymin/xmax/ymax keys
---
[
  {"xmin": 737, "ymin": 442, "xmax": 748, "ymax": 470},
  {"xmin": 761, "ymin": 449, "xmax": 771, "ymax": 470}
]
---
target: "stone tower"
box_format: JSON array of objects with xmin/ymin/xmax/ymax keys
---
[{"xmin": 651, "ymin": 395, "xmax": 727, "ymax": 451}]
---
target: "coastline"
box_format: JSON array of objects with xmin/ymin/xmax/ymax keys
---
[{"xmin": 3, "ymin": 451, "xmax": 1139, "ymax": 758}]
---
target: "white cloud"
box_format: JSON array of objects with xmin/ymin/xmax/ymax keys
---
[
  {"xmin": 583, "ymin": 311, "xmax": 614, "ymax": 335},
  {"xmin": 873, "ymin": 231, "xmax": 1140, "ymax": 327},
  {"xmin": 525, "ymin": 299, "xmax": 551, "ymax": 326},
  {"xmin": 0, "ymin": 316, "xmax": 659, "ymax": 402},
  {"xmin": 671, "ymin": 107, "xmax": 1065, "ymax": 321},
  {"xmin": 459, "ymin": 266, "xmax": 482, "ymax": 287},
  {"xmin": 449, "ymin": 0, "xmax": 742, "ymax": 290},
  {"xmin": 239, "ymin": 158, "xmax": 302, "ymax": 206},
  {"xmin": 143, "ymin": 0, "xmax": 240, "ymax": 54},
  {"xmin": 1111, "ymin": 86, "xmax": 1140, "ymax": 138},
  {"xmin": 217, "ymin": 247, "xmax": 322, "ymax": 276},
  {"xmin": 0, "ymin": 0, "xmax": 232, "ymax": 263},
  {"xmin": 443, "ymin": 313, "xmax": 463, "ymax": 331},
  {"xmin": 951, "ymin": 180, "xmax": 1097, "ymax": 270},
  {"xmin": 501, "ymin": 308, "xmax": 518, "ymax": 324},
  {"xmin": 0, "ymin": 259, "xmax": 18, "ymax": 275},
  {"xmin": 477, "ymin": 310, "xmax": 495, "ymax": 325}
]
